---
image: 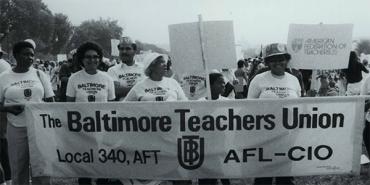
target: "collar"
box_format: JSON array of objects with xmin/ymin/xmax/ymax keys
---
[{"xmin": 120, "ymin": 60, "xmax": 138, "ymax": 69}]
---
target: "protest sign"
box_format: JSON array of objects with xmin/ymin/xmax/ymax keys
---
[
  {"xmin": 287, "ymin": 24, "xmax": 353, "ymax": 69},
  {"xmin": 169, "ymin": 21, "xmax": 237, "ymax": 74},
  {"xmin": 26, "ymin": 97, "xmax": 364, "ymax": 179},
  {"xmin": 111, "ymin": 39, "xmax": 120, "ymax": 57},
  {"xmin": 57, "ymin": 54, "xmax": 67, "ymax": 62}
]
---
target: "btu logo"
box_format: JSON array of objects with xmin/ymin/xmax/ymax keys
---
[
  {"xmin": 177, "ymin": 135, "xmax": 204, "ymax": 170},
  {"xmin": 24, "ymin": 89, "xmax": 32, "ymax": 101}
]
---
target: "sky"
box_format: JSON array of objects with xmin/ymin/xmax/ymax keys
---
[{"xmin": 43, "ymin": 0, "xmax": 370, "ymax": 49}]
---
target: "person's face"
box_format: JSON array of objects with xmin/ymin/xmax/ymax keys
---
[
  {"xmin": 82, "ymin": 50, "xmax": 99, "ymax": 72},
  {"xmin": 266, "ymin": 55, "xmax": 288, "ymax": 76},
  {"xmin": 118, "ymin": 44, "xmax": 135, "ymax": 63},
  {"xmin": 15, "ymin": 47, "xmax": 34, "ymax": 69},
  {"xmin": 211, "ymin": 77, "xmax": 225, "ymax": 96},
  {"xmin": 150, "ymin": 57, "xmax": 167, "ymax": 77}
]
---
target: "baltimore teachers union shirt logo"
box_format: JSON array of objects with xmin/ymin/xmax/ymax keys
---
[
  {"xmin": 292, "ymin": 38, "xmax": 304, "ymax": 53},
  {"xmin": 24, "ymin": 89, "xmax": 32, "ymax": 101},
  {"xmin": 177, "ymin": 135, "xmax": 204, "ymax": 170}
]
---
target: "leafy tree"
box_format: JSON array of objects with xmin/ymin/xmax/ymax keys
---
[
  {"xmin": 0, "ymin": 0, "xmax": 72, "ymax": 57},
  {"xmin": 66, "ymin": 18, "xmax": 123, "ymax": 57},
  {"xmin": 49, "ymin": 13, "xmax": 73, "ymax": 55},
  {"xmin": 135, "ymin": 40, "xmax": 168, "ymax": 54},
  {"xmin": 0, "ymin": 0, "xmax": 19, "ymax": 41}
]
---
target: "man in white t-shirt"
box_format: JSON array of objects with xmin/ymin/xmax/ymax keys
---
[{"xmin": 108, "ymin": 37, "xmax": 145, "ymax": 100}]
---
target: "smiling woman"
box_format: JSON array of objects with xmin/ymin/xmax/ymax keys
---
[
  {"xmin": 247, "ymin": 43, "xmax": 302, "ymax": 185},
  {"xmin": 124, "ymin": 53, "xmax": 188, "ymax": 102},
  {"xmin": 65, "ymin": 41, "xmax": 116, "ymax": 185},
  {"xmin": 66, "ymin": 42, "xmax": 115, "ymax": 103},
  {"xmin": 0, "ymin": 41, "xmax": 55, "ymax": 184}
]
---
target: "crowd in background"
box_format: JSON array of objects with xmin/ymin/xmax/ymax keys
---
[{"xmin": 0, "ymin": 38, "xmax": 370, "ymax": 185}]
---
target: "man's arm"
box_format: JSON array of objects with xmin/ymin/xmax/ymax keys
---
[{"xmin": 113, "ymin": 81, "xmax": 132, "ymax": 100}]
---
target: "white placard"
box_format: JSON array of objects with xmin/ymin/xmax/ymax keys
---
[
  {"xmin": 287, "ymin": 24, "xmax": 353, "ymax": 69},
  {"xmin": 169, "ymin": 21, "xmax": 237, "ymax": 74},
  {"xmin": 57, "ymin": 54, "xmax": 67, "ymax": 62}
]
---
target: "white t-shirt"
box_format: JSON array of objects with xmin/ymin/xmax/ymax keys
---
[
  {"xmin": 177, "ymin": 73, "xmax": 207, "ymax": 100},
  {"xmin": 247, "ymin": 71, "xmax": 301, "ymax": 99},
  {"xmin": 107, "ymin": 62, "xmax": 145, "ymax": 88},
  {"xmin": 0, "ymin": 59, "xmax": 11, "ymax": 74},
  {"xmin": 66, "ymin": 70, "xmax": 115, "ymax": 102},
  {"xmin": 360, "ymin": 75, "xmax": 370, "ymax": 95},
  {"xmin": 124, "ymin": 77, "xmax": 188, "ymax": 101},
  {"xmin": 0, "ymin": 68, "xmax": 55, "ymax": 127}
]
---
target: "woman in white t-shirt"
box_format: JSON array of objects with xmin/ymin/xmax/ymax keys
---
[
  {"xmin": 66, "ymin": 42, "xmax": 115, "ymax": 185},
  {"xmin": 66, "ymin": 42, "xmax": 115, "ymax": 103},
  {"xmin": 124, "ymin": 53, "xmax": 187, "ymax": 102},
  {"xmin": 123, "ymin": 53, "xmax": 188, "ymax": 185},
  {"xmin": 248, "ymin": 43, "xmax": 300, "ymax": 185},
  {"xmin": 0, "ymin": 41, "xmax": 55, "ymax": 185},
  {"xmin": 247, "ymin": 44, "xmax": 301, "ymax": 100}
]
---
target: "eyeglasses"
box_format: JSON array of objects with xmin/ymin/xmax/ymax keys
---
[{"xmin": 84, "ymin": 55, "xmax": 100, "ymax": 60}]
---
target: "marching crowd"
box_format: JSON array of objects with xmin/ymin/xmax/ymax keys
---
[{"xmin": 0, "ymin": 37, "xmax": 369, "ymax": 185}]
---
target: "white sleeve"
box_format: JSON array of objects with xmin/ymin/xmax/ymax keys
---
[
  {"xmin": 175, "ymin": 80, "xmax": 188, "ymax": 101},
  {"xmin": 123, "ymin": 86, "xmax": 138, "ymax": 101},
  {"xmin": 39, "ymin": 71, "xmax": 55, "ymax": 98},
  {"xmin": 107, "ymin": 67, "xmax": 118, "ymax": 81},
  {"xmin": 107, "ymin": 76, "xmax": 116, "ymax": 100},
  {"xmin": 247, "ymin": 76, "xmax": 261, "ymax": 99},
  {"xmin": 295, "ymin": 78, "xmax": 302, "ymax": 97},
  {"xmin": 0, "ymin": 75, "xmax": 5, "ymax": 102},
  {"xmin": 66, "ymin": 75, "xmax": 76, "ymax": 97},
  {"xmin": 361, "ymin": 77, "xmax": 370, "ymax": 95}
]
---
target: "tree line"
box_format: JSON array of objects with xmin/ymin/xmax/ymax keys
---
[
  {"xmin": 0, "ymin": 0, "xmax": 168, "ymax": 60},
  {"xmin": 1, "ymin": 0, "xmax": 369, "ymax": 60}
]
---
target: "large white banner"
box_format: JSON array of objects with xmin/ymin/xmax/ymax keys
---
[
  {"xmin": 25, "ymin": 97, "xmax": 364, "ymax": 179},
  {"xmin": 287, "ymin": 24, "xmax": 353, "ymax": 70},
  {"xmin": 169, "ymin": 21, "xmax": 237, "ymax": 74}
]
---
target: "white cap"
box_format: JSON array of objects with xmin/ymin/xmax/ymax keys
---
[
  {"xmin": 142, "ymin": 52, "xmax": 163, "ymax": 70},
  {"xmin": 24, "ymin": 39, "xmax": 36, "ymax": 49}
]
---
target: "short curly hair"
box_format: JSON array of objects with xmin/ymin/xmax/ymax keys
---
[
  {"xmin": 76, "ymin": 42, "xmax": 103, "ymax": 67},
  {"xmin": 12, "ymin": 41, "xmax": 35, "ymax": 57}
]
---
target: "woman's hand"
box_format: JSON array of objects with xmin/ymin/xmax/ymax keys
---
[{"xmin": 6, "ymin": 105, "xmax": 25, "ymax": 115}]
